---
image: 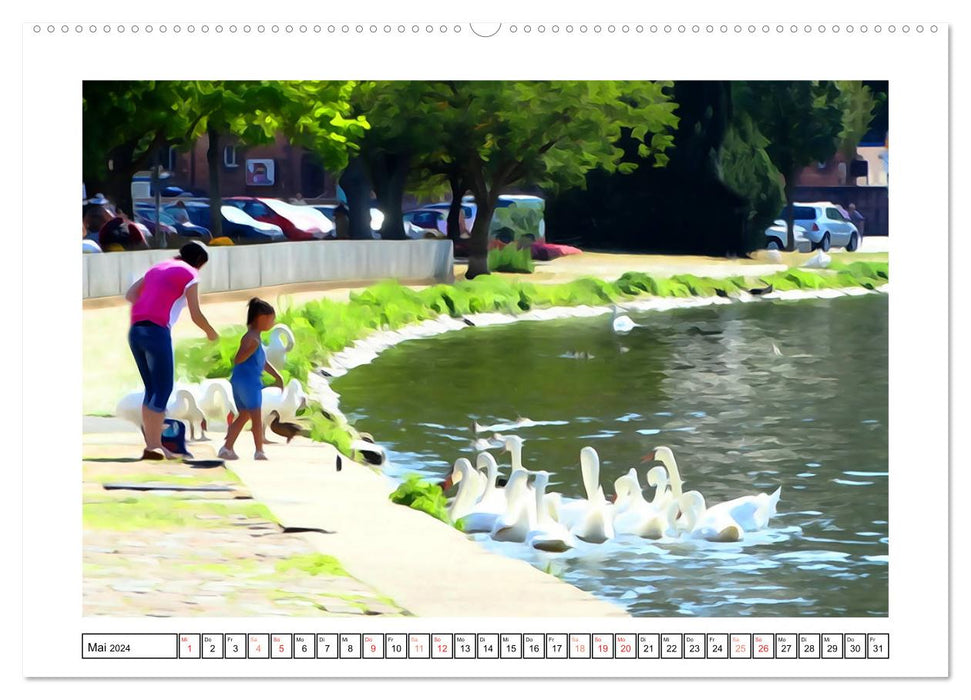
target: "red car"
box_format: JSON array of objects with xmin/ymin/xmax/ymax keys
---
[{"xmin": 224, "ymin": 197, "xmax": 329, "ymax": 241}]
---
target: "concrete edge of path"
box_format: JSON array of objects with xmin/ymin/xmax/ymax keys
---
[{"xmin": 224, "ymin": 440, "xmax": 629, "ymax": 618}]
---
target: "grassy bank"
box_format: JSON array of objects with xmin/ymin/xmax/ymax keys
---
[{"xmin": 175, "ymin": 260, "xmax": 888, "ymax": 456}]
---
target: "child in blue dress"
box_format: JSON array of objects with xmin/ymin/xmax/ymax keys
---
[{"xmin": 218, "ymin": 298, "xmax": 284, "ymax": 461}]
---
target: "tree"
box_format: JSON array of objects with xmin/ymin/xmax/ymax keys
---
[
  {"xmin": 82, "ymin": 81, "xmax": 204, "ymax": 216},
  {"xmin": 734, "ymin": 81, "xmax": 844, "ymax": 251},
  {"xmin": 444, "ymin": 81, "xmax": 679, "ymax": 277},
  {"xmin": 835, "ymin": 81, "xmax": 881, "ymax": 163},
  {"xmin": 719, "ymin": 112, "xmax": 785, "ymax": 252},
  {"xmin": 189, "ymin": 81, "xmax": 366, "ymax": 238}
]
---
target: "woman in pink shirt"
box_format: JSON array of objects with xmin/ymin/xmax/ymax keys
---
[{"xmin": 125, "ymin": 242, "xmax": 219, "ymax": 460}]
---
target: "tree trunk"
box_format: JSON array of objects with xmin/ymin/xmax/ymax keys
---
[
  {"xmin": 206, "ymin": 126, "xmax": 223, "ymax": 239},
  {"xmin": 465, "ymin": 190, "xmax": 497, "ymax": 279},
  {"xmin": 373, "ymin": 153, "xmax": 410, "ymax": 240},
  {"xmin": 783, "ymin": 179, "xmax": 795, "ymax": 252},
  {"xmin": 340, "ymin": 156, "xmax": 373, "ymax": 240},
  {"xmin": 447, "ymin": 174, "xmax": 467, "ymax": 241}
]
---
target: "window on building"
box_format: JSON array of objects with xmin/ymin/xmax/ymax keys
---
[{"xmin": 224, "ymin": 145, "xmax": 238, "ymax": 168}]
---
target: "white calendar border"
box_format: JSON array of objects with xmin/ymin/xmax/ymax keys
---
[{"xmin": 17, "ymin": 0, "xmax": 955, "ymax": 685}]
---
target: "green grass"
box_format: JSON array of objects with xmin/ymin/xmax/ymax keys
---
[
  {"xmin": 82, "ymin": 496, "xmax": 277, "ymax": 531},
  {"xmin": 489, "ymin": 243, "xmax": 535, "ymax": 273},
  {"xmin": 274, "ymin": 553, "xmax": 350, "ymax": 578},
  {"xmin": 174, "ymin": 262, "xmax": 887, "ymax": 458}
]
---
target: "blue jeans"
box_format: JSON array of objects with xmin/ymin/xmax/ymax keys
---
[{"xmin": 128, "ymin": 322, "xmax": 174, "ymax": 413}]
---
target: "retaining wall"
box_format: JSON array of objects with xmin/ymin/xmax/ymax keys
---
[{"xmin": 82, "ymin": 240, "xmax": 455, "ymax": 298}]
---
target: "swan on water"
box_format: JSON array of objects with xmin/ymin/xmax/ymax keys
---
[
  {"xmin": 706, "ymin": 487, "xmax": 781, "ymax": 532},
  {"xmin": 611, "ymin": 306, "xmax": 637, "ymax": 334},
  {"xmin": 642, "ymin": 446, "xmax": 686, "ymax": 501},
  {"xmin": 525, "ymin": 471, "xmax": 577, "ymax": 552},
  {"xmin": 489, "ymin": 469, "xmax": 535, "ymax": 543},
  {"xmin": 264, "ymin": 323, "xmax": 295, "ymax": 371},
  {"xmin": 447, "ymin": 458, "xmax": 483, "ymax": 521},
  {"xmin": 568, "ymin": 447, "xmax": 614, "ymax": 544},
  {"xmin": 612, "ymin": 468, "xmax": 669, "ymax": 540},
  {"xmin": 454, "ymin": 452, "xmax": 507, "ymax": 534},
  {"xmin": 678, "ymin": 491, "xmax": 744, "ymax": 543}
]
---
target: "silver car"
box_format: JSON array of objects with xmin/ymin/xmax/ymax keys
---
[{"xmin": 779, "ymin": 201, "xmax": 861, "ymax": 252}]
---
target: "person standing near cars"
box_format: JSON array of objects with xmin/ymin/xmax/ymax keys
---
[{"xmin": 848, "ymin": 203, "xmax": 866, "ymax": 236}]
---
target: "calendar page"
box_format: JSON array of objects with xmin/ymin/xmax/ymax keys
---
[{"xmin": 18, "ymin": 0, "xmax": 954, "ymax": 691}]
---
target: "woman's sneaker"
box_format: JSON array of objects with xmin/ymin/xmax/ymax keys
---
[
  {"xmin": 254, "ymin": 450, "xmax": 268, "ymax": 461},
  {"xmin": 218, "ymin": 446, "xmax": 239, "ymax": 461}
]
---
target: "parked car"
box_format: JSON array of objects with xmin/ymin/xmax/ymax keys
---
[
  {"xmin": 134, "ymin": 205, "xmax": 212, "ymax": 243},
  {"xmin": 763, "ymin": 219, "xmax": 812, "ymax": 252},
  {"xmin": 403, "ymin": 209, "xmax": 451, "ymax": 238},
  {"xmin": 778, "ymin": 202, "xmax": 861, "ymax": 252},
  {"xmin": 225, "ymin": 197, "xmax": 331, "ymax": 241},
  {"xmin": 314, "ymin": 203, "xmax": 385, "ymax": 236},
  {"xmin": 176, "ymin": 202, "xmax": 286, "ymax": 244},
  {"xmin": 423, "ymin": 202, "xmax": 477, "ymax": 233}
]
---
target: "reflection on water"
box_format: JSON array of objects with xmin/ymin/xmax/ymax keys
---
[{"xmin": 333, "ymin": 295, "xmax": 888, "ymax": 616}]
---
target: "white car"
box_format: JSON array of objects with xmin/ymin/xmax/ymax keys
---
[
  {"xmin": 764, "ymin": 220, "xmax": 812, "ymax": 252},
  {"xmin": 777, "ymin": 202, "xmax": 861, "ymax": 252}
]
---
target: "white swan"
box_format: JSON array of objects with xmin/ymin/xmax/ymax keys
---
[
  {"xmin": 489, "ymin": 469, "xmax": 535, "ymax": 543},
  {"xmin": 447, "ymin": 458, "xmax": 483, "ymax": 521},
  {"xmin": 612, "ymin": 468, "xmax": 670, "ymax": 540},
  {"xmin": 707, "ymin": 487, "xmax": 782, "ymax": 532},
  {"xmin": 456, "ymin": 453, "xmax": 507, "ymax": 534},
  {"xmin": 116, "ymin": 388, "xmax": 207, "ymax": 440},
  {"xmin": 611, "ymin": 306, "xmax": 638, "ymax": 334},
  {"xmin": 569, "ymin": 447, "xmax": 614, "ymax": 544},
  {"xmin": 678, "ymin": 491, "xmax": 744, "ymax": 543},
  {"xmin": 264, "ymin": 323, "xmax": 295, "ymax": 371},
  {"xmin": 196, "ymin": 378, "xmax": 237, "ymax": 431},
  {"xmin": 503, "ymin": 434, "xmax": 526, "ymax": 471},
  {"xmin": 525, "ymin": 471, "xmax": 577, "ymax": 552},
  {"xmin": 643, "ymin": 446, "xmax": 686, "ymax": 501}
]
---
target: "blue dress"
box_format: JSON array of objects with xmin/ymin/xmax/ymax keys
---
[{"xmin": 230, "ymin": 341, "xmax": 265, "ymax": 411}]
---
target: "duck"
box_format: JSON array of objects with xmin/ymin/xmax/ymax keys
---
[
  {"xmin": 261, "ymin": 379, "xmax": 308, "ymax": 442},
  {"xmin": 569, "ymin": 447, "xmax": 614, "ymax": 544},
  {"xmin": 116, "ymin": 388, "xmax": 207, "ymax": 441},
  {"xmin": 489, "ymin": 469, "xmax": 535, "ymax": 543},
  {"xmin": 612, "ymin": 468, "xmax": 670, "ymax": 540},
  {"xmin": 611, "ymin": 306, "xmax": 637, "ymax": 334},
  {"xmin": 503, "ymin": 434, "xmax": 527, "ymax": 471},
  {"xmin": 263, "ymin": 323, "xmax": 295, "ymax": 371},
  {"xmin": 525, "ymin": 471, "xmax": 577, "ymax": 552},
  {"xmin": 677, "ymin": 491, "xmax": 744, "ymax": 543},
  {"xmin": 268, "ymin": 411, "xmax": 309, "ymax": 443}
]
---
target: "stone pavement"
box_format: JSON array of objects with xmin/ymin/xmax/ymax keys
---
[
  {"xmin": 84, "ymin": 430, "xmax": 627, "ymax": 618},
  {"xmin": 82, "ymin": 433, "xmax": 405, "ymax": 618}
]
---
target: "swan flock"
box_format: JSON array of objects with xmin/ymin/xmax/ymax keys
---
[{"xmin": 445, "ymin": 439, "xmax": 781, "ymax": 552}]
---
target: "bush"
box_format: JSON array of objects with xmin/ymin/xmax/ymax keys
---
[
  {"xmin": 488, "ymin": 242, "xmax": 535, "ymax": 273},
  {"xmin": 389, "ymin": 475, "xmax": 450, "ymax": 524}
]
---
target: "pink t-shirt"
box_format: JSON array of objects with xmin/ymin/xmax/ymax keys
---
[{"xmin": 131, "ymin": 259, "xmax": 199, "ymax": 329}]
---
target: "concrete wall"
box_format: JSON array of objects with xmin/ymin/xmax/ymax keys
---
[{"xmin": 82, "ymin": 240, "xmax": 455, "ymax": 299}]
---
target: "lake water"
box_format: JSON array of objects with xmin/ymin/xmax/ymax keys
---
[{"xmin": 332, "ymin": 294, "xmax": 889, "ymax": 616}]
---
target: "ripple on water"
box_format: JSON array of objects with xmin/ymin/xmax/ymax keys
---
[{"xmin": 832, "ymin": 478, "xmax": 875, "ymax": 486}]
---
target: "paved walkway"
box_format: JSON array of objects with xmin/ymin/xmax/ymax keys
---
[{"xmin": 84, "ymin": 429, "xmax": 627, "ymax": 618}]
